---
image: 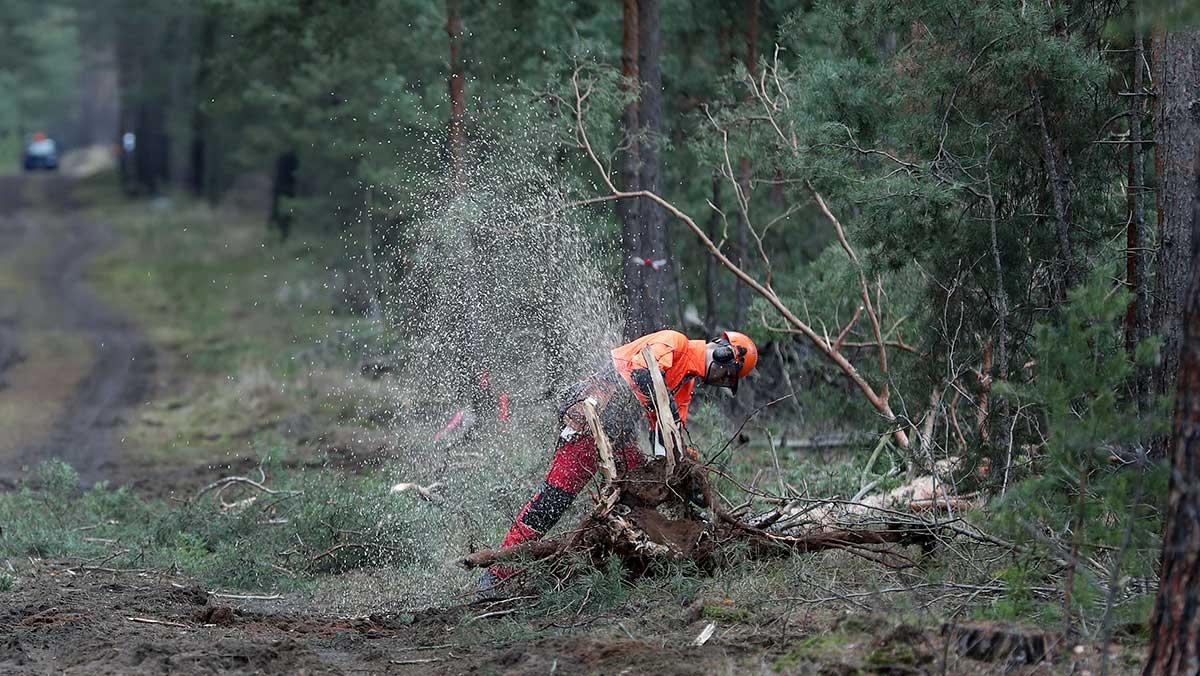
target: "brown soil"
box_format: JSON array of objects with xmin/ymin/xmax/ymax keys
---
[
  {"xmin": 0, "ymin": 563, "xmax": 776, "ymax": 675},
  {"xmin": 1, "ymin": 562, "xmax": 1143, "ymax": 675}
]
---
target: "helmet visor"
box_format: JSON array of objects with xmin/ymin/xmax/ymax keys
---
[{"xmin": 705, "ymin": 358, "xmax": 740, "ymax": 393}]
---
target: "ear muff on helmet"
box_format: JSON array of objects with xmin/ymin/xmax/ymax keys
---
[{"xmin": 712, "ymin": 338, "xmax": 736, "ymax": 364}]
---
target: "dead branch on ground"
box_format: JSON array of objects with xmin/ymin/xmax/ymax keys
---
[
  {"xmin": 389, "ymin": 481, "xmax": 444, "ymax": 503},
  {"xmin": 194, "ymin": 475, "xmax": 302, "ymax": 507}
]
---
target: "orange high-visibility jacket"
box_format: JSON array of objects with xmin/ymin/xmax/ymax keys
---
[{"xmin": 610, "ymin": 329, "xmax": 708, "ymax": 429}]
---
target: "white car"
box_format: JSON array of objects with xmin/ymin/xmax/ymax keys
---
[{"xmin": 23, "ymin": 135, "xmax": 58, "ymax": 171}]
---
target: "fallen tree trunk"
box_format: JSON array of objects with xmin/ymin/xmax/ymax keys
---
[
  {"xmin": 460, "ymin": 457, "xmax": 955, "ymax": 576},
  {"xmin": 461, "ymin": 364, "xmax": 964, "ymax": 577}
]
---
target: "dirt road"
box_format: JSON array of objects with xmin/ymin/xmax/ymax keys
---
[{"xmin": 0, "ymin": 175, "xmax": 153, "ymax": 486}]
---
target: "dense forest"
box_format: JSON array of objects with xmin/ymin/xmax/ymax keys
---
[{"xmin": 3, "ymin": 0, "xmax": 1200, "ymax": 672}]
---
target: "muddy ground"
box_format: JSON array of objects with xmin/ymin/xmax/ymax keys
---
[
  {"xmin": 3, "ymin": 560, "xmax": 1129, "ymax": 675},
  {"xmin": 0, "ymin": 562, "xmax": 792, "ymax": 675}
]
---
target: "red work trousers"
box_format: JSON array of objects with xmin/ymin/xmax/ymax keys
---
[{"xmin": 493, "ymin": 433, "xmax": 642, "ymax": 578}]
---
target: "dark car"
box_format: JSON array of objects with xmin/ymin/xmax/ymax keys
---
[{"xmin": 23, "ymin": 133, "xmax": 58, "ymax": 171}]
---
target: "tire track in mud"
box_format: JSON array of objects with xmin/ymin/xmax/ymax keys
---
[{"xmin": 0, "ymin": 175, "xmax": 155, "ymax": 486}]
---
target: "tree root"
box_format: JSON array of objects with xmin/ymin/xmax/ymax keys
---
[{"xmin": 460, "ymin": 458, "xmax": 956, "ymax": 576}]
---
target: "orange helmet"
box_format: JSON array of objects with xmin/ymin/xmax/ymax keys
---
[{"xmin": 722, "ymin": 330, "xmax": 758, "ymax": 379}]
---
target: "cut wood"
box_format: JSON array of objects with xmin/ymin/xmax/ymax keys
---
[
  {"xmin": 389, "ymin": 481, "xmax": 444, "ymax": 503},
  {"xmin": 460, "ymin": 539, "xmax": 567, "ymax": 569},
  {"xmin": 208, "ymin": 591, "xmax": 282, "ymax": 601},
  {"xmin": 126, "ymin": 616, "xmax": 190, "ymax": 628},
  {"xmin": 582, "ymin": 399, "xmax": 617, "ymax": 486},
  {"xmin": 692, "ymin": 622, "xmax": 716, "ymax": 647},
  {"xmin": 641, "ymin": 346, "xmax": 685, "ymax": 473}
]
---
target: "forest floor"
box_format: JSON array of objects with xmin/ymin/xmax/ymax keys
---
[
  {"xmin": 2, "ymin": 559, "xmax": 1147, "ymax": 675},
  {"xmin": 0, "ymin": 175, "xmax": 1149, "ymax": 674}
]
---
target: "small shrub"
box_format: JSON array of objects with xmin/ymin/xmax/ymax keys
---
[{"xmin": 987, "ymin": 268, "xmax": 1165, "ymax": 634}]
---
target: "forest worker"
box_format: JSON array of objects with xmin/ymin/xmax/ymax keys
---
[{"xmin": 476, "ymin": 328, "xmax": 758, "ymax": 597}]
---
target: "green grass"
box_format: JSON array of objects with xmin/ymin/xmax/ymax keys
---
[
  {"xmin": 74, "ymin": 174, "xmax": 391, "ymax": 462},
  {"xmin": 0, "ymin": 134, "xmax": 22, "ymax": 177},
  {"xmin": 0, "ymin": 458, "xmax": 423, "ymax": 591},
  {"xmin": 773, "ymin": 633, "xmax": 852, "ymax": 671},
  {"xmin": 88, "ymin": 189, "xmax": 350, "ymax": 376}
]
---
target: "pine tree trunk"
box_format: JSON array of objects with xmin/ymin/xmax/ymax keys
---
[
  {"xmin": 618, "ymin": 0, "xmax": 643, "ymax": 338},
  {"xmin": 732, "ymin": 162, "xmax": 749, "ymax": 328},
  {"xmin": 637, "ymin": 0, "xmax": 665, "ymax": 333},
  {"xmin": 704, "ymin": 173, "xmax": 721, "ymax": 334},
  {"xmin": 731, "ymin": 0, "xmax": 758, "ymax": 329},
  {"xmin": 985, "ymin": 150, "xmax": 1012, "ymax": 472},
  {"xmin": 1029, "ymin": 81, "xmax": 1075, "ymax": 297},
  {"xmin": 1127, "ymin": 10, "xmax": 1153, "ymax": 413},
  {"xmin": 114, "ymin": 17, "xmax": 136, "ymax": 194},
  {"xmin": 134, "ymin": 101, "xmax": 169, "ymax": 195},
  {"xmin": 446, "ymin": 0, "xmax": 466, "ymax": 192},
  {"xmin": 189, "ymin": 14, "xmax": 216, "ymax": 199},
  {"xmin": 1143, "ymin": 128, "xmax": 1200, "ymax": 676},
  {"xmin": 1152, "ymin": 29, "xmax": 1200, "ymax": 402},
  {"xmin": 445, "ymin": 0, "xmax": 488, "ymax": 412}
]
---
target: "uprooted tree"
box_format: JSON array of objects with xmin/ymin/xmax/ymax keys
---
[{"xmin": 462, "ymin": 353, "xmax": 978, "ymax": 581}]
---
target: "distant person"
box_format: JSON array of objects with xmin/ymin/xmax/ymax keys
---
[
  {"xmin": 270, "ymin": 151, "xmax": 299, "ymax": 239},
  {"xmin": 476, "ymin": 329, "xmax": 758, "ymax": 598}
]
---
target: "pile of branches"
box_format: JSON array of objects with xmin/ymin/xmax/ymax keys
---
[{"xmin": 461, "ymin": 349, "xmax": 976, "ymax": 579}]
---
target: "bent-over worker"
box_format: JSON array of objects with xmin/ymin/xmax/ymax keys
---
[{"xmin": 476, "ymin": 329, "xmax": 758, "ymax": 597}]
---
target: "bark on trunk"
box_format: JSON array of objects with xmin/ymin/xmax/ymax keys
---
[
  {"xmin": 636, "ymin": 0, "xmax": 666, "ymax": 332},
  {"xmin": 704, "ymin": 173, "xmax": 721, "ymax": 333},
  {"xmin": 118, "ymin": 11, "xmax": 171, "ymax": 196},
  {"xmin": 114, "ymin": 16, "xmax": 137, "ymax": 194},
  {"xmin": 1029, "ymin": 80, "xmax": 1075, "ymax": 297},
  {"xmin": 733, "ymin": 162, "xmax": 750, "ymax": 328},
  {"xmin": 133, "ymin": 101, "xmax": 169, "ymax": 195},
  {"xmin": 1126, "ymin": 10, "xmax": 1151, "ymax": 410},
  {"xmin": 731, "ymin": 0, "xmax": 759, "ymax": 329},
  {"xmin": 445, "ymin": 0, "xmax": 483, "ymax": 409},
  {"xmin": 189, "ymin": 14, "xmax": 216, "ymax": 199},
  {"xmin": 1143, "ymin": 129, "xmax": 1200, "ymax": 676},
  {"xmin": 1151, "ymin": 30, "xmax": 1200, "ymax": 401},
  {"xmin": 618, "ymin": 0, "xmax": 643, "ymax": 338},
  {"xmin": 985, "ymin": 152, "xmax": 1012, "ymax": 468},
  {"xmin": 446, "ymin": 0, "xmax": 466, "ymax": 192}
]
